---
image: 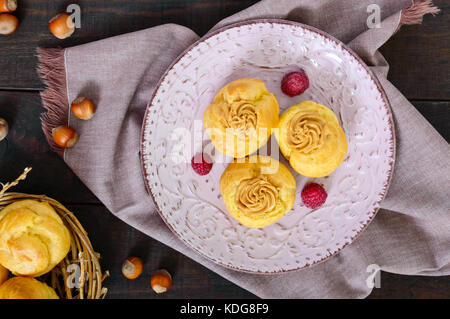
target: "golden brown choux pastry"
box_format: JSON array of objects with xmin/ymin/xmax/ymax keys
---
[
  {"xmin": 0, "ymin": 277, "xmax": 59, "ymax": 299},
  {"xmin": 203, "ymin": 78, "xmax": 279, "ymax": 158},
  {"xmin": 275, "ymin": 101, "xmax": 348, "ymax": 177},
  {"xmin": 220, "ymin": 155, "xmax": 296, "ymax": 228},
  {"xmin": 0, "ymin": 264, "xmax": 8, "ymax": 286},
  {"xmin": 0, "ymin": 200, "xmax": 71, "ymax": 277}
]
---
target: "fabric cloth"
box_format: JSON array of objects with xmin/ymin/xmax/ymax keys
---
[{"xmin": 38, "ymin": 0, "xmax": 450, "ymax": 298}]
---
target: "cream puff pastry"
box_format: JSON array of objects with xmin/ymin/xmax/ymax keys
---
[
  {"xmin": 0, "ymin": 264, "xmax": 7, "ymax": 286},
  {"xmin": 220, "ymin": 155, "xmax": 296, "ymax": 228},
  {"xmin": 203, "ymin": 78, "xmax": 279, "ymax": 158},
  {"xmin": 0, "ymin": 200, "xmax": 71, "ymax": 277},
  {"xmin": 0, "ymin": 277, "xmax": 59, "ymax": 299},
  {"xmin": 275, "ymin": 101, "xmax": 348, "ymax": 177}
]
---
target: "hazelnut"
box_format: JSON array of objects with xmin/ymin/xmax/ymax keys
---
[
  {"xmin": 71, "ymin": 97, "xmax": 96, "ymax": 120},
  {"xmin": 0, "ymin": 118, "xmax": 8, "ymax": 141},
  {"xmin": 49, "ymin": 13, "xmax": 75, "ymax": 39},
  {"xmin": 52, "ymin": 125, "xmax": 78, "ymax": 148},
  {"xmin": 0, "ymin": 13, "xmax": 18, "ymax": 35},
  {"xmin": 122, "ymin": 257, "xmax": 143, "ymax": 280},
  {"xmin": 0, "ymin": 0, "xmax": 17, "ymax": 13},
  {"xmin": 150, "ymin": 269, "xmax": 172, "ymax": 294}
]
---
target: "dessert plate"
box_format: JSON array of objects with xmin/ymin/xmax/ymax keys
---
[{"xmin": 140, "ymin": 19, "xmax": 395, "ymax": 273}]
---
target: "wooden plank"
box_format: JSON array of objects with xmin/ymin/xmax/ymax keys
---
[
  {"xmin": 1, "ymin": 0, "xmax": 448, "ymax": 98},
  {"xmin": 0, "ymin": 91, "xmax": 100, "ymax": 204},
  {"xmin": 0, "ymin": 93, "xmax": 446, "ymax": 205},
  {"xmin": 71, "ymin": 204, "xmax": 450, "ymax": 299},
  {"xmin": 0, "ymin": 0, "xmax": 259, "ymax": 90},
  {"xmin": 368, "ymin": 272, "xmax": 450, "ymax": 299},
  {"xmin": 0, "ymin": 0, "xmax": 448, "ymax": 299},
  {"xmin": 380, "ymin": 0, "xmax": 449, "ymax": 100},
  {"xmin": 0, "ymin": 94, "xmax": 448, "ymax": 298},
  {"xmin": 69, "ymin": 204, "xmax": 257, "ymax": 299},
  {"xmin": 411, "ymin": 101, "xmax": 449, "ymax": 141}
]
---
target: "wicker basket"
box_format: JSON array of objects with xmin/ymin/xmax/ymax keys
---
[{"xmin": 0, "ymin": 168, "xmax": 108, "ymax": 299}]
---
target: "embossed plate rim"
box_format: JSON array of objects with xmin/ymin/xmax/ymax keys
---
[{"xmin": 140, "ymin": 19, "xmax": 396, "ymax": 274}]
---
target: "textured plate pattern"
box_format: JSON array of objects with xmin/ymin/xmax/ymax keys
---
[{"xmin": 141, "ymin": 20, "xmax": 395, "ymax": 273}]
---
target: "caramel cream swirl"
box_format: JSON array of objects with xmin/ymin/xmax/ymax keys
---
[
  {"xmin": 287, "ymin": 113, "xmax": 325, "ymax": 153},
  {"xmin": 235, "ymin": 176, "xmax": 279, "ymax": 215},
  {"xmin": 221, "ymin": 100, "xmax": 258, "ymax": 134}
]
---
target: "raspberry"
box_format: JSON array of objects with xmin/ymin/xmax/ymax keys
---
[
  {"xmin": 281, "ymin": 70, "xmax": 309, "ymax": 97},
  {"xmin": 191, "ymin": 153, "xmax": 213, "ymax": 176},
  {"xmin": 301, "ymin": 183, "xmax": 327, "ymax": 209}
]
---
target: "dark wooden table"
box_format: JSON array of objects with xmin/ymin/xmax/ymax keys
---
[{"xmin": 0, "ymin": 0, "xmax": 448, "ymax": 299}]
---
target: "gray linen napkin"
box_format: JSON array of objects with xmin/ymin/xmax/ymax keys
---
[{"xmin": 37, "ymin": 0, "xmax": 449, "ymax": 298}]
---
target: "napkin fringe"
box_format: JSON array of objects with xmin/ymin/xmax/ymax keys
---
[
  {"xmin": 37, "ymin": 47, "xmax": 68, "ymax": 158},
  {"xmin": 400, "ymin": 0, "xmax": 440, "ymax": 27}
]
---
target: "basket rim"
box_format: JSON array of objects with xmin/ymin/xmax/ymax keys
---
[{"xmin": 0, "ymin": 192, "xmax": 108, "ymax": 299}]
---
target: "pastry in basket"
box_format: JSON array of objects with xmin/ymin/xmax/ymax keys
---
[
  {"xmin": 0, "ymin": 200, "xmax": 71, "ymax": 277},
  {"xmin": 0, "ymin": 264, "xmax": 7, "ymax": 286},
  {"xmin": 275, "ymin": 101, "xmax": 348, "ymax": 177},
  {"xmin": 203, "ymin": 78, "xmax": 279, "ymax": 158},
  {"xmin": 219, "ymin": 155, "xmax": 296, "ymax": 228},
  {"xmin": 0, "ymin": 277, "xmax": 59, "ymax": 299}
]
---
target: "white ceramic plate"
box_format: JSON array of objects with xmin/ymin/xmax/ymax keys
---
[{"xmin": 141, "ymin": 20, "xmax": 395, "ymax": 273}]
